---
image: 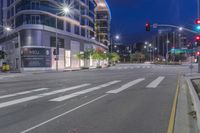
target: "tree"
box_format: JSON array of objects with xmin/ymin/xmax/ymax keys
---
[
  {"xmin": 91, "ymin": 49, "xmax": 104, "ymax": 66},
  {"xmin": 110, "ymin": 53, "xmax": 120, "ymax": 63},
  {"xmin": 130, "ymin": 52, "xmax": 145, "ymax": 63}
]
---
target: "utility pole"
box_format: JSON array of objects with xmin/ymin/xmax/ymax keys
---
[
  {"xmin": 173, "ymin": 32, "xmax": 176, "ymax": 61},
  {"xmin": 166, "ymin": 33, "xmax": 169, "ymax": 64},
  {"xmin": 55, "ymin": 15, "xmax": 59, "ymax": 72}
]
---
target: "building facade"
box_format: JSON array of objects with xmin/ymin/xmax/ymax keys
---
[
  {"xmin": 0, "ymin": 0, "xmax": 109, "ymax": 71},
  {"xmin": 94, "ymin": 0, "xmax": 111, "ymax": 46}
]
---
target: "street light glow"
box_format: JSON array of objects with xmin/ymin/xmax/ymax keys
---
[
  {"xmin": 145, "ymin": 41, "xmax": 148, "ymax": 45},
  {"xmin": 63, "ymin": 6, "xmax": 70, "ymax": 14},
  {"xmin": 5, "ymin": 26, "xmax": 12, "ymax": 32},
  {"xmin": 58, "ymin": 2, "xmax": 73, "ymax": 16},
  {"xmin": 149, "ymin": 44, "xmax": 152, "ymax": 47},
  {"xmin": 167, "ymin": 40, "xmax": 170, "ymax": 44},
  {"xmin": 179, "ymin": 27, "xmax": 183, "ymax": 31},
  {"xmin": 115, "ymin": 35, "xmax": 120, "ymax": 40}
]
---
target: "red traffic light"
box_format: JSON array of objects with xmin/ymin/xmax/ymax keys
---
[
  {"xmin": 145, "ymin": 22, "xmax": 150, "ymax": 31},
  {"xmin": 196, "ymin": 35, "xmax": 200, "ymax": 41},
  {"xmin": 197, "ymin": 51, "xmax": 200, "ymax": 56},
  {"xmin": 195, "ymin": 19, "xmax": 200, "ymax": 24}
]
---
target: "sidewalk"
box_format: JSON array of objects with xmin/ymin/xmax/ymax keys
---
[
  {"xmin": 174, "ymin": 76, "xmax": 199, "ymax": 133},
  {"xmin": 0, "ymin": 72, "xmax": 26, "ymax": 79},
  {"xmin": 0, "ymin": 67, "xmax": 108, "ymax": 79}
]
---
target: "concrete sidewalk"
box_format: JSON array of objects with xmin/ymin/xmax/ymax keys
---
[{"xmin": 174, "ymin": 76, "xmax": 199, "ymax": 133}]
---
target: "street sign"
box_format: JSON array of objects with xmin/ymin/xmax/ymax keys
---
[{"xmin": 153, "ymin": 23, "xmax": 158, "ymax": 28}]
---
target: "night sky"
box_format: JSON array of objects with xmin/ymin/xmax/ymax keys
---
[{"xmin": 107, "ymin": 0, "xmax": 197, "ymax": 44}]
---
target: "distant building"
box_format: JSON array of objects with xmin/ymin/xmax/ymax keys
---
[
  {"xmin": 152, "ymin": 29, "xmax": 189, "ymax": 58},
  {"xmin": 94, "ymin": 0, "xmax": 111, "ymax": 46}
]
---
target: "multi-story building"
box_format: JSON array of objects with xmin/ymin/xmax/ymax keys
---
[
  {"xmin": 0, "ymin": 0, "xmax": 108, "ymax": 71},
  {"xmin": 94, "ymin": 0, "xmax": 111, "ymax": 46}
]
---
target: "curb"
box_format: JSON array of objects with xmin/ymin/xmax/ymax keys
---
[{"xmin": 186, "ymin": 77, "xmax": 200, "ymax": 132}]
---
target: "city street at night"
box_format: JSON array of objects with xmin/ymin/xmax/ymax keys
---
[
  {"xmin": 1, "ymin": 0, "xmax": 200, "ymax": 132},
  {"xmin": 0, "ymin": 64, "xmax": 190, "ymax": 133}
]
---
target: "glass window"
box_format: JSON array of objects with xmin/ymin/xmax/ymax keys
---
[
  {"xmin": 66, "ymin": 22, "xmax": 71, "ymax": 32},
  {"xmin": 74, "ymin": 26, "xmax": 80, "ymax": 35},
  {"xmin": 31, "ymin": 15, "xmax": 40, "ymax": 24},
  {"xmin": 31, "ymin": 0, "xmax": 40, "ymax": 9}
]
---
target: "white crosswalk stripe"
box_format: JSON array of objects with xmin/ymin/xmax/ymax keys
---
[
  {"xmin": 107, "ymin": 78, "xmax": 145, "ymax": 94},
  {"xmin": 49, "ymin": 80, "xmax": 121, "ymax": 102},
  {"xmin": 146, "ymin": 76, "xmax": 165, "ymax": 88},
  {"xmin": 0, "ymin": 77, "xmax": 167, "ymax": 109},
  {"xmin": 0, "ymin": 84, "xmax": 90, "ymax": 109},
  {"xmin": 0, "ymin": 88, "xmax": 49, "ymax": 99},
  {"xmin": 107, "ymin": 65, "xmax": 169, "ymax": 70}
]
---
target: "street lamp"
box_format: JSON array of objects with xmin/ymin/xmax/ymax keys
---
[
  {"xmin": 0, "ymin": 25, "xmax": 12, "ymax": 32},
  {"xmin": 4, "ymin": 26, "xmax": 12, "ymax": 32},
  {"xmin": 115, "ymin": 35, "xmax": 120, "ymax": 40},
  {"xmin": 55, "ymin": 5, "xmax": 71, "ymax": 71},
  {"xmin": 166, "ymin": 40, "xmax": 170, "ymax": 44},
  {"xmin": 149, "ymin": 43, "xmax": 152, "ymax": 47},
  {"xmin": 178, "ymin": 27, "xmax": 183, "ymax": 31},
  {"xmin": 110, "ymin": 34, "xmax": 120, "ymax": 53}
]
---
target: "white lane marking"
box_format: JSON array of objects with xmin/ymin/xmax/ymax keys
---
[
  {"xmin": 0, "ymin": 84, "xmax": 90, "ymax": 109},
  {"xmin": 50, "ymin": 80, "xmax": 120, "ymax": 102},
  {"xmin": 0, "ymin": 96, "xmax": 41, "ymax": 108},
  {"xmin": 0, "ymin": 88, "xmax": 49, "ymax": 99},
  {"xmin": 20, "ymin": 94, "xmax": 108, "ymax": 133},
  {"xmin": 137, "ymin": 66, "xmax": 140, "ymax": 68},
  {"xmin": 146, "ymin": 76, "xmax": 165, "ymax": 88},
  {"xmin": 147, "ymin": 66, "xmax": 150, "ymax": 68},
  {"xmin": 107, "ymin": 78, "xmax": 145, "ymax": 94}
]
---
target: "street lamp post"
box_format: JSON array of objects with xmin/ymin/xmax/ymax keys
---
[
  {"xmin": 149, "ymin": 43, "xmax": 152, "ymax": 62},
  {"xmin": 55, "ymin": 14, "xmax": 59, "ymax": 72},
  {"xmin": 166, "ymin": 33, "xmax": 169, "ymax": 63},
  {"xmin": 110, "ymin": 35, "xmax": 120, "ymax": 53},
  {"xmin": 55, "ymin": 6, "xmax": 70, "ymax": 71}
]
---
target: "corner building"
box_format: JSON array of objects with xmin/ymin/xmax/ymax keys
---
[
  {"xmin": 94, "ymin": 0, "xmax": 111, "ymax": 46},
  {"xmin": 0, "ymin": 0, "xmax": 108, "ymax": 71}
]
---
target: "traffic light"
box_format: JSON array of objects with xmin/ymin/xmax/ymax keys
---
[
  {"xmin": 145, "ymin": 22, "xmax": 151, "ymax": 31},
  {"xmin": 196, "ymin": 35, "xmax": 200, "ymax": 42},
  {"xmin": 196, "ymin": 35, "xmax": 200, "ymax": 46},
  {"xmin": 195, "ymin": 19, "xmax": 200, "ymax": 31},
  {"xmin": 197, "ymin": 51, "xmax": 200, "ymax": 56},
  {"xmin": 195, "ymin": 19, "xmax": 200, "ymax": 24}
]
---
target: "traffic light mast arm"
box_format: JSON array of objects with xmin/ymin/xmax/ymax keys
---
[{"xmin": 153, "ymin": 24, "xmax": 198, "ymax": 34}]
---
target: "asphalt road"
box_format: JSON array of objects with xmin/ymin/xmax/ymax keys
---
[{"xmin": 0, "ymin": 64, "xmax": 192, "ymax": 133}]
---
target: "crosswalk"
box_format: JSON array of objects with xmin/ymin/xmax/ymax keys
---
[
  {"xmin": 0, "ymin": 77, "xmax": 166, "ymax": 109},
  {"xmin": 108, "ymin": 65, "xmax": 189, "ymax": 71},
  {"xmin": 108, "ymin": 65, "xmax": 162, "ymax": 70}
]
